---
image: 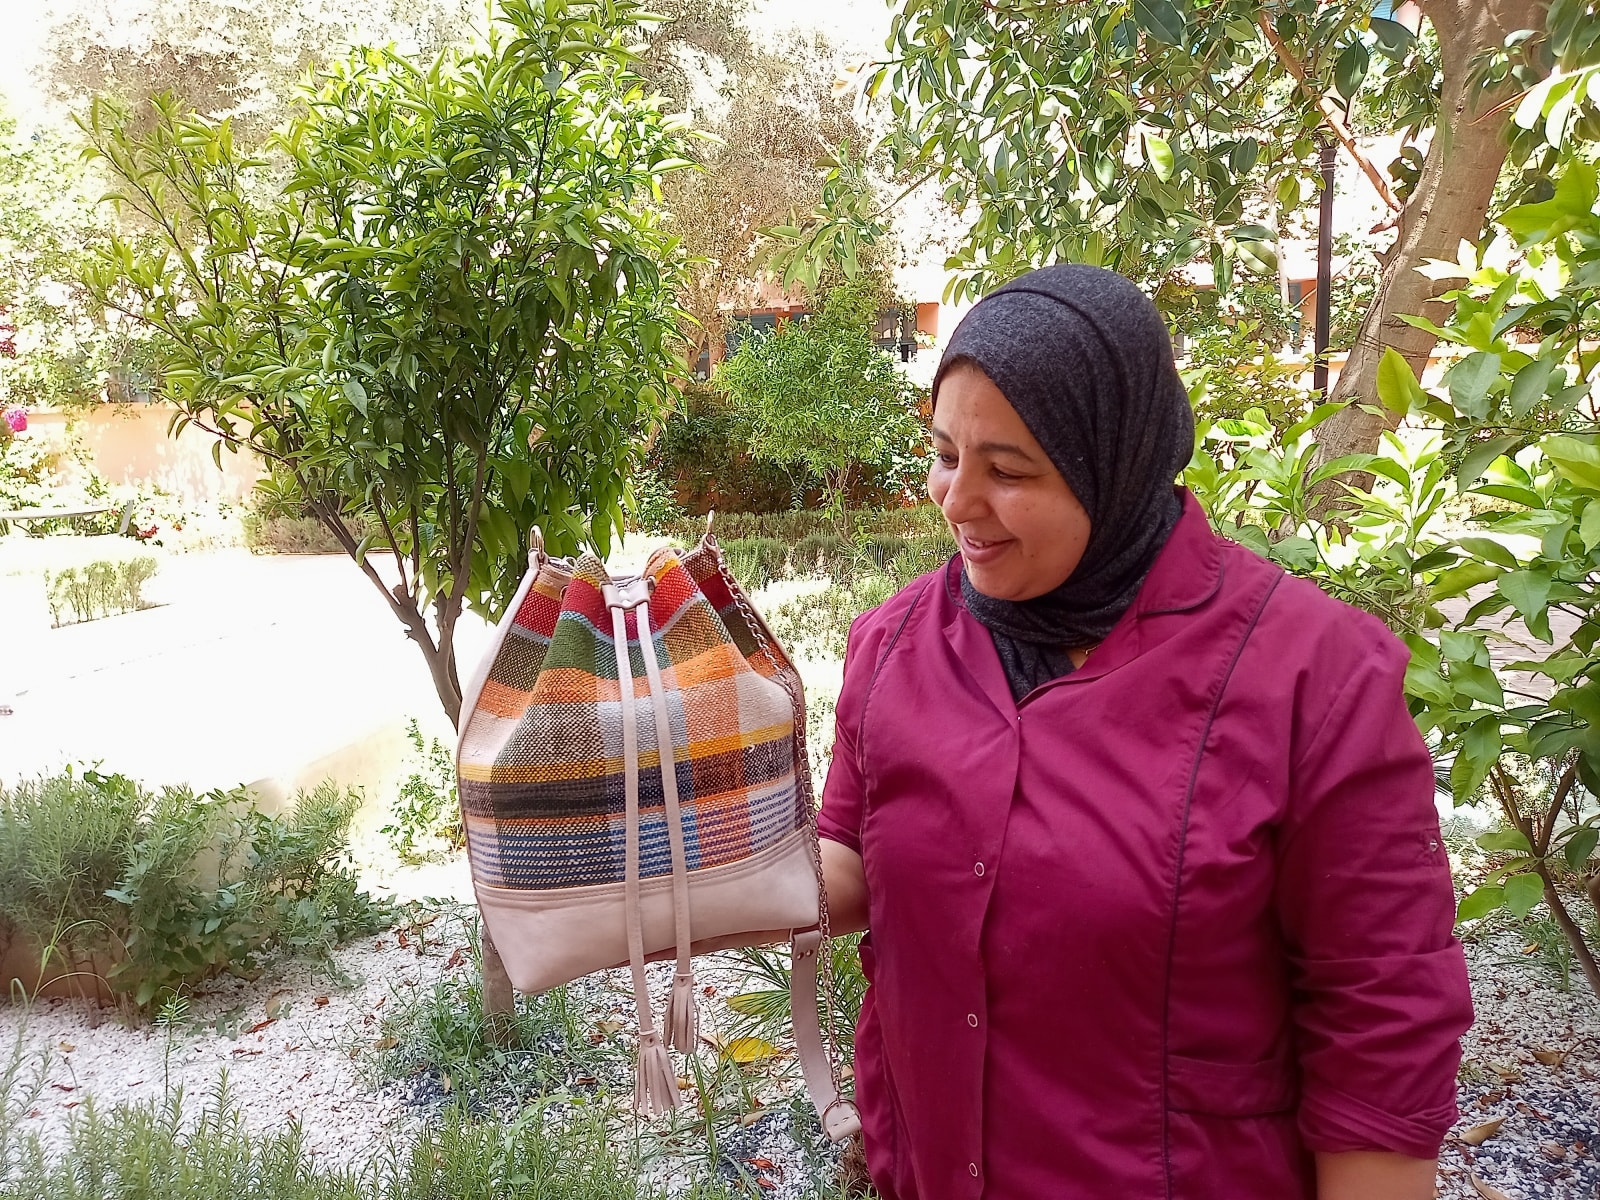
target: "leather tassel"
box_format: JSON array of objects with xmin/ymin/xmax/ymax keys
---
[
  {"xmin": 634, "ymin": 1031, "xmax": 679, "ymax": 1116},
  {"xmin": 665, "ymin": 970, "xmax": 698, "ymax": 1050}
]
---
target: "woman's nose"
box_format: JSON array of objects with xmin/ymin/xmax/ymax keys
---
[{"xmin": 937, "ymin": 462, "xmax": 986, "ymax": 524}]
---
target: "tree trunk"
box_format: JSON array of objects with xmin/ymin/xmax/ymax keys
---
[
  {"xmin": 1539, "ymin": 866, "xmax": 1600, "ymax": 1001},
  {"xmin": 1309, "ymin": 1, "xmax": 1546, "ymax": 481}
]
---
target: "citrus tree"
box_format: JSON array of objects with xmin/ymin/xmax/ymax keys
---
[{"xmin": 80, "ymin": 0, "xmax": 693, "ymax": 725}]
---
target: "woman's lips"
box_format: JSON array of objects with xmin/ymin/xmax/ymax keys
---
[{"xmin": 958, "ymin": 532, "xmax": 1014, "ymax": 564}]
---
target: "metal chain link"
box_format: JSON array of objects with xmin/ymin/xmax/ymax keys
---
[{"xmin": 703, "ymin": 531, "xmax": 846, "ymax": 1102}]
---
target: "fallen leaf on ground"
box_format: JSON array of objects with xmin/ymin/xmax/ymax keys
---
[
  {"xmin": 373, "ymin": 1036, "xmax": 398, "ymax": 1051},
  {"xmin": 1539, "ymin": 1141, "xmax": 1566, "ymax": 1160},
  {"xmin": 1532, "ymin": 1047, "xmax": 1568, "ymax": 1067},
  {"xmin": 745, "ymin": 1158, "xmax": 775, "ymax": 1170},
  {"xmin": 231, "ymin": 1048, "xmax": 263, "ymax": 1057},
  {"xmin": 1490, "ymin": 1064, "xmax": 1523, "ymax": 1082},
  {"xmin": 49, "ymin": 1084, "xmax": 73, "ymax": 1093},
  {"xmin": 722, "ymin": 1036, "xmax": 778, "ymax": 1064},
  {"xmin": 312, "ymin": 996, "xmax": 329, "ymax": 1008},
  {"xmin": 444, "ymin": 948, "xmax": 465, "ymax": 970},
  {"xmin": 265, "ymin": 991, "xmax": 292, "ymax": 1020},
  {"xmin": 1470, "ymin": 1174, "xmax": 1512, "ymax": 1200},
  {"xmin": 246, "ymin": 1019, "xmax": 275, "ymax": 1035},
  {"xmin": 57, "ymin": 1042, "xmax": 74, "ymax": 1053},
  {"xmin": 1460, "ymin": 1117, "xmax": 1506, "ymax": 1146},
  {"xmin": 756, "ymin": 1180, "xmax": 775, "ymax": 1190},
  {"xmin": 739, "ymin": 1112, "xmax": 766, "ymax": 1127},
  {"xmin": 594, "ymin": 1018, "xmax": 625, "ymax": 1037}
]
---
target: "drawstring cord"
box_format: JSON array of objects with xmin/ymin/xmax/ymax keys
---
[{"xmin": 606, "ymin": 578, "xmax": 696, "ymax": 1114}]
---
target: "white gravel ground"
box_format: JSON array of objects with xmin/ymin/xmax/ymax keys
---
[
  {"xmin": 0, "ymin": 923, "xmax": 467, "ymax": 1171},
  {"xmin": 3, "ymin": 918, "xmax": 1597, "ymax": 1198},
  {"xmin": 1438, "ymin": 933, "xmax": 1600, "ymax": 1200}
]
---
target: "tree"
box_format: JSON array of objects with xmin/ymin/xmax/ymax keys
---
[
  {"xmin": 37, "ymin": 0, "xmax": 481, "ymax": 144},
  {"xmin": 789, "ymin": 0, "xmax": 1581, "ymax": 467},
  {"xmin": 717, "ymin": 278, "xmax": 922, "ymax": 527},
  {"xmin": 0, "ymin": 104, "xmax": 139, "ymax": 412},
  {"xmin": 638, "ymin": 5, "xmax": 872, "ymax": 367},
  {"xmin": 79, "ymin": 0, "xmax": 694, "ymax": 726}
]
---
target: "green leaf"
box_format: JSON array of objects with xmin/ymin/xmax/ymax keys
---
[
  {"xmin": 1565, "ymin": 826, "xmax": 1599, "ymax": 871},
  {"xmin": 1500, "ymin": 160, "xmax": 1599, "ymax": 245},
  {"xmin": 1333, "ymin": 40, "xmax": 1370, "ymax": 101},
  {"xmin": 1458, "ymin": 437, "xmax": 1522, "ymax": 490},
  {"xmin": 1457, "ymin": 537, "xmax": 1519, "ymax": 570},
  {"xmin": 1276, "ymin": 175, "xmax": 1301, "ymax": 210},
  {"xmin": 1508, "ymin": 357, "xmax": 1555, "ymax": 418},
  {"xmin": 1369, "ymin": 16, "xmax": 1415, "ymax": 57},
  {"xmin": 1375, "ymin": 347, "xmax": 1426, "ymax": 416},
  {"xmin": 1450, "ymin": 661, "xmax": 1504, "ymax": 707},
  {"xmin": 1235, "ymin": 238, "xmax": 1278, "ymax": 275},
  {"xmin": 1504, "ymin": 871, "xmax": 1544, "ymax": 917},
  {"xmin": 1457, "ymin": 884, "xmax": 1504, "ymax": 922},
  {"xmin": 343, "ymin": 378, "xmax": 369, "ymax": 415},
  {"xmin": 1580, "ymin": 501, "xmax": 1600, "ymax": 551},
  {"xmin": 1444, "ymin": 351, "xmax": 1500, "ymax": 418},
  {"xmin": 1131, "ymin": 0, "xmax": 1186, "ymax": 45},
  {"xmin": 1477, "ymin": 827, "xmax": 1533, "ymax": 854},
  {"xmin": 1144, "ymin": 134, "xmax": 1175, "ymax": 182},
  {"xmin": 1543, "ymin": 434, "xmax": 1600, "ymax": 492},
  {"xmin": 1450, "ymin": 716, "xmax": 1502, "ymax": 802},
  {"xmin": 1431, "ymin": 561, "xmax": 1501, "ymax": 600},
  {"xmin": 1497, "ymin": 568, "xmax": 1553, "ymax": 621}
]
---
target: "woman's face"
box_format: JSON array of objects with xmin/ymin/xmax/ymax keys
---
[{"xmin": 928, "ymin": 363, "xmax": 1091, "ymax": 602}]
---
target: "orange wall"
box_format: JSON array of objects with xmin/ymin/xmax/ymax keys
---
[{"xmin": 29, "ymin": 403, "xmax": 263, "ymax": 504}]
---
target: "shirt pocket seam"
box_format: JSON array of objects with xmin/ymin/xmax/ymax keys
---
[{"xmin": 1166, "ymin": 1050, "xmax": 1298, "ymax": 1118}]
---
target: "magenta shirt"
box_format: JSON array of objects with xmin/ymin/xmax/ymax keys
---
[{"xmin": 817, "ymin": 491, "xmax": 1472, "ymax": 1199}]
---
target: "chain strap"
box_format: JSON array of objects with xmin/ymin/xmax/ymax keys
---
[{"xmin": 704, "ymin": 532, "xmax": 846, "ymax": 1105}]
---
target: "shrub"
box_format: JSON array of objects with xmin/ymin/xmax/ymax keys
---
[
  {"xmin": 242, "ymin": 513, "xmax": 372, "ymax": 555},
  {"xmin": 717, "ymin": 537, "xmax": 789, "ymax": 589},
  {"xmin": 381, "ymin": 720, "xmax": 465, "ymax": 864},
  {"xmin": 0, "ymin": 770, "xmax": 391, "ymax": 1009},
  {"xmin": 43, "ymin": 556, "xmax": 158, "ymax": 625}
]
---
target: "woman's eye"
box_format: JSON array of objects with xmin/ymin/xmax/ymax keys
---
[{"xmin": 935, "ymin": 452, "xmax": 957, "ymax": 467}]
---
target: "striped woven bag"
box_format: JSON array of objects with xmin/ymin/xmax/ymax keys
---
[{"xmin": 455, "ymin": 528, "xmax": 859, "ymax": 1141}]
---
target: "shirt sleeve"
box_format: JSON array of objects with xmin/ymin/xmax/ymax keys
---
[
  {"xmin": 816, "ymin": 613, "xmax": 877, "ymax": 854},
  {"xmin": 1274, "ymin": 633, "xmax": 1473, "ymax": 1160}
]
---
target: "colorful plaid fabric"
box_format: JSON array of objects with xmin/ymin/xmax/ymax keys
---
[{"xmin": 457, "ymin": 543, "xmax": 808, "ymax": 890}]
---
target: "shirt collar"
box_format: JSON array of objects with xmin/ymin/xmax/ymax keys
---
[{"xmin": 1128, "ymin": 487, "xmax": 1224, "ymax": 618}]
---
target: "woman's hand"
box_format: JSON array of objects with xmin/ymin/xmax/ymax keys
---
[
  {"xmin": 660, "ymin": 838, "xmax": 869, "ymax": 959},
  {"xmin": 1314, "ymin": 1151, "xmax": 1438, "ymax": 1199}
]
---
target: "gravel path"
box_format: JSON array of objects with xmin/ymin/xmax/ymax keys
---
[
  {"xmin": 1439, "ymin": 933, "xmax": 1600, "ymax": 1200},
  {"xmin": 3, "ymin": 911, "xmax": 1597, "ymax": 1198}
]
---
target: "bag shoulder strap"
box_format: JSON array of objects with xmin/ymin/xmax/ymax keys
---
[{"xmin": 791, "ymin": 928, "xmax": 862, "ymax": 1141}]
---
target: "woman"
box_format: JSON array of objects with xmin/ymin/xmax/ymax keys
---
[{"xmin": 815, "ymin": 264, "xmax": 1473, "ymax": 1199}]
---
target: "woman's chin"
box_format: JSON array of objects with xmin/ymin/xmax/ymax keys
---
[{"xmin": 963, "ymin": 561, "xmax": 1024, "ymax": 601}]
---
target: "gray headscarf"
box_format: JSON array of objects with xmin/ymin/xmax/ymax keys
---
[{"xmin": 931, "ymin": 264, "xmax": 1194, "ymax": 701}]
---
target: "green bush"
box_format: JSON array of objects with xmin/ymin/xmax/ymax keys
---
[
  {"xmin": 381, "ymin": 720, "xmax": 465, "ymax": 864},
  {"xmin": 648, "ymin": 381, "xmax": 810, "ymax": 516},
  {"xmin": 242, "ymin": 513, "xmax": 375, "ymax": 555},
  {"xmin": 0, "ymin": 770, "xmax": 391, "ymax": 1009},
  {"xmin": 43, "ymin": 556, "xmax": 159, "ymax": 626},
  {"xmin": 718, "ymin": 537, "xmax": 790, "ymax": 589}
]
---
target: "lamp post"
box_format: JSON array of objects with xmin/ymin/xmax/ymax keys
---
[{"xmin": 1312, "ymin": 135, "xmax": 1337, "ymax": 398}]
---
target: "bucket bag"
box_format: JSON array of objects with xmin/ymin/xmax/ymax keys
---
[{"xmin": 455, "ymin": 528, "xmax": 860, "ymax": 1142}]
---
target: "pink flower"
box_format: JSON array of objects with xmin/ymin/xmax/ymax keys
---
[{"xmin": 3, "ymin": 407, "xmax": 25, "ymax": 433}]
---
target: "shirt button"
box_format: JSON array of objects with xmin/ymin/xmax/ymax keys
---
[
  {"xmin": 969, "ymin": 1162, "xmax": 980, "ymax": 1177},
  {"xmin": 973, "ymin": 862, "xmax": 985, "ymax": 877},
  {"xmin": 967, "ymin": 1013, "xmax": 979, "ymax": 1028}
]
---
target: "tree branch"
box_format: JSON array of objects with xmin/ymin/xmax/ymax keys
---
[{"xmin": 1255, "ymin": 15, "xmax": 1403, "ymax": 213}]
